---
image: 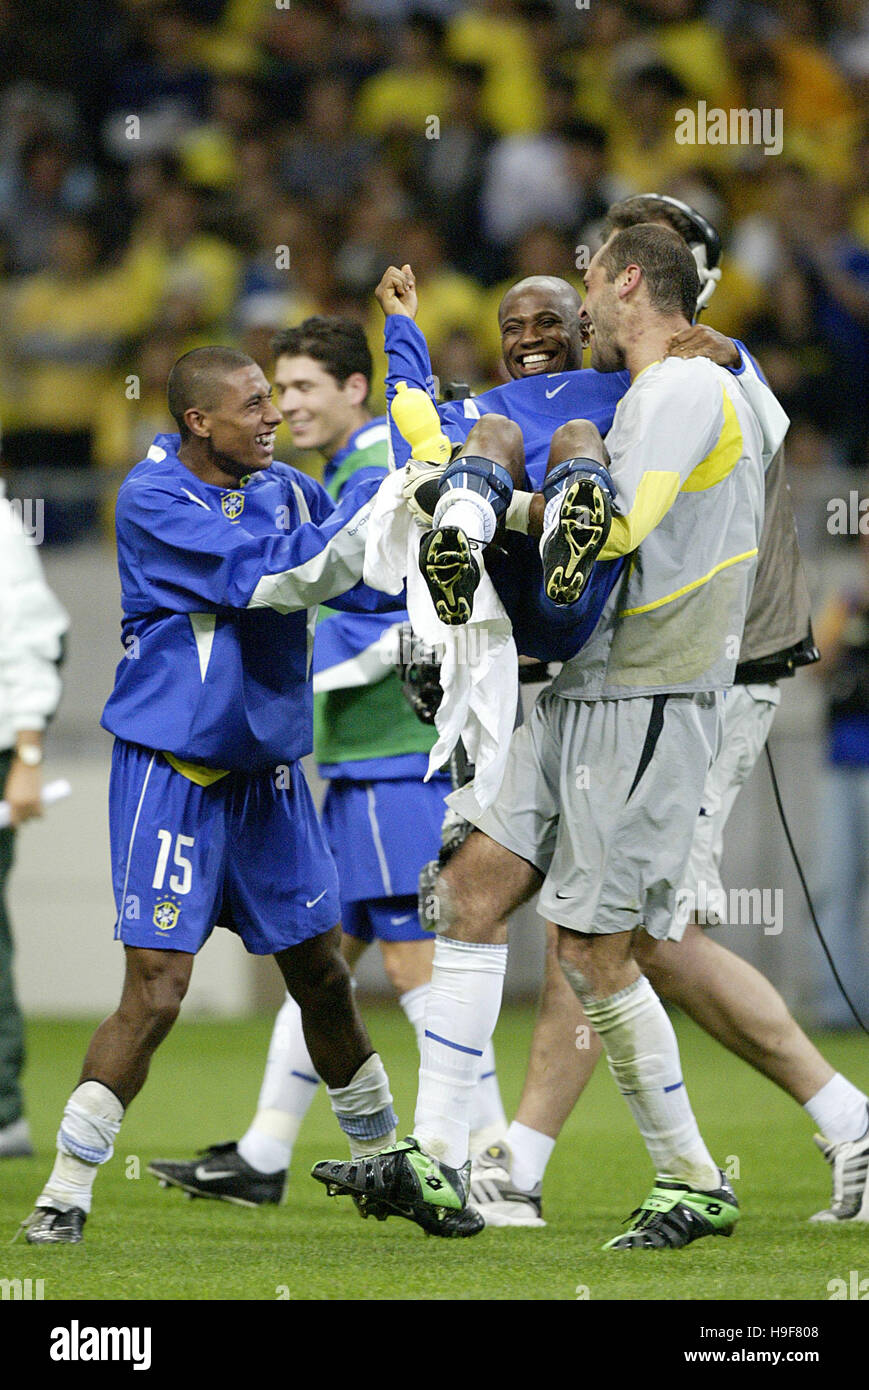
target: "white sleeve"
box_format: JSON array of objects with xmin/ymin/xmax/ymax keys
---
[
  {"xmin": 731, "ymin": 348, "xmax": 790, "ymax": 466},
  {"xmin": 0, "ymin": 500, "xmax": 69, "ymax": 734}
]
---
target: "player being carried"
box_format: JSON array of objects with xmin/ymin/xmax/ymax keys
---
[
  {"xmin": 314, "ymin": 220, "xmax": 767, "ymax": 1247},
  {"xmin": 377, "ymin": 196, "xmax": 869, "ymax": 1231}
]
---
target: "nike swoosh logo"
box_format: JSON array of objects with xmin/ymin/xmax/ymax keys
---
[
  {"xmin": 545, "ymin": 382, "xmax": 568, "ymax": 399},
  {"xmin": 306, "ymin": 890, "xmax": 327, "ymax": 909},
  {"xmin": 390, "ymin": 914, "xmax": 414, "ymax": 926},
  {"xmin": 195, "ymin": 1165, "xmax": 237, "ymax": 1181},
  {"xmin": 554, "ymin": 890, "xmax": 571, "ymax": 899}
]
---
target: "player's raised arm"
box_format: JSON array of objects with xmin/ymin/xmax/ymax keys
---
[
  {"xmin": 375, "ymin": 263, "xmax": 419, "ymax": 320},
  {"xmin": 117, "ymin": 346, "xmax": 405, "ymax": 617},
  {"xmin": 118, "ymin": 469, "xmax": 395, "ymax": 617},
  {"xmin": 722, "ymin": 341, "xmax": 790, "ymax": 466},
  {"xmin": 665, "ymin": 323, "xmax": 740, "ymax": 367},
  {"xmin": 377, "ymin": 262, "xmax": 475, "ymax": 472}
]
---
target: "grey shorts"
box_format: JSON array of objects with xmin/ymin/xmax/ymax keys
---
[{"xmin": 450, "ymin": 689, "xmax": 722, "ymax": 940}]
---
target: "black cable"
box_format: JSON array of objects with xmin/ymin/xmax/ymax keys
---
[{"xmin": 765, "ymin": 743, "xmax": 869, "ymax": 1037}]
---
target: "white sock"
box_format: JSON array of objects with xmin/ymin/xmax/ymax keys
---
[
  {"xmin": 469, "ymin": 1040, "xmax": 508, "ymax": 1136},
  {"xmin": 507, "ymin": 1120, "xmax": 556, "ymax": 1192},
  {"xmin": 37, "ymin": 1081, "xmax": 124, "ymax": 1215},
  {"xmin": 581, "ymin": 976, "xmax": 720, "ymax": 1190},
  {"xmin": 238, "ymin": 1110, "xmax": 299, "ymax": 1175},
  {"xmin": 433, "ymin": 492, "xmax": 496, "ymax": 544},
  {"xmin": 804, "ymin": 1074, "xmax": 869, "ymax": 1144},
  {"xmin": 327, "ymin": 1052, "xmax": 397, "ymax": 1157},
  {"xmin": 238, "ymin": 993, "xmax": 320, "ymax": 1173},
  {"xmin": 403, "ymin": 983, "xmax": 506, "ymax": 1150},
  {"xmin": 399, "ymin": 982, "xmax": 429, "ymax": 1052},
  {"xmin": 414, "ymin": 936, "xmax": 508, "ymax": 1168}
]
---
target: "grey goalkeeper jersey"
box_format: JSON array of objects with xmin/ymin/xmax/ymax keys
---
[{"xmin": 552, "ymin": 356, "xmax": 770, "ymax": 701}]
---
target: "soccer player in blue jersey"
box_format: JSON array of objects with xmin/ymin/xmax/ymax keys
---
[
  {"xmin": 145, "ymin": 319, "xmax": 507, "ymax": 1206},
  {"xmin": 22, "ymin": 345, "xmax": 411, "ymax": 1244}
]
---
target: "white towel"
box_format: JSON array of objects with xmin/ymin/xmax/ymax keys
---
[{"xmin": 363, "ymin": 471, "xmax": 518, "ymax": 810}]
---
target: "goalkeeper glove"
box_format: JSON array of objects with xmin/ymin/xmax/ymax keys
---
[{"xmin": 401, "ymin": 457, "xmax": 449, "ymax": 524}]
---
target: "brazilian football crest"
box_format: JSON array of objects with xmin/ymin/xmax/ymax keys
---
[
  {"xmin": 221, "ymin": 491, "xmax": 245, "ymax": 522},
  {"xmin": 153, "ymin": 900, "xmax": 180, "ymax": 932}
]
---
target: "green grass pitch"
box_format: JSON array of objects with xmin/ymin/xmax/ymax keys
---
[{"xmin": 2, "ymin": 1006, "xmax": 867, "ymax": 1302}]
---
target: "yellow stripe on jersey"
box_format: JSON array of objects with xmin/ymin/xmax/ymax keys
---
[
  {"xmin": 618, "ymin": 547, "xmax": 758, "ymax": 616},
  {"xmin": 599, "ymin": 470, "xmax": 680, "ymax": 559},
  {"xmin": 164, "ymin": 753, "xmax": 230, "ymax": 786},
  {"xmin": 679, "ymin": 387, "xmax": 743, "ymax": 493}
]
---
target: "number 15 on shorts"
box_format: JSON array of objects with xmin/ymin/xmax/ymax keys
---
[{"xmin": 152, "ymin": 830, "xmax": 195, "ymax": 895}]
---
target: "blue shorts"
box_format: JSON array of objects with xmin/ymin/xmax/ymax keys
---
[
  {"xmin": 320, "ymin": 775, "xmax": 449, "ymax": 942},
  {"xmin": 110, "ymin": 741, "xmax": 340, "ymax": 955},
  {"xmin": 342, "ymin": 895, "xmax": 430, "ymax": 943}
]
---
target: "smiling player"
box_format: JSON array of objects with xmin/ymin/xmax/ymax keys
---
[
  {"xmin": 21, "ymin": 345, "xmax": 406, "ymax": 1243},
  {"xmin": 498, "ymin": 276, "xmax": 586, "ymax": 378}
]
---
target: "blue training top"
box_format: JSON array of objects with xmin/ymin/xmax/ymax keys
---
[{"xmin": 101, "ymin": 432, "xmax": 397, "ymax": 772}]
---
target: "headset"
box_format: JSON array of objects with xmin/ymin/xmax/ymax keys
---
[{"xmin": 647, "ymin": 192, "xmax": 723, "ymax": 313}]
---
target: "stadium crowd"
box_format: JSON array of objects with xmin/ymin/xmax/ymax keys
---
[{"xmin": 0, "ymin": 0, "xmax": 866, "ymax": 529}]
